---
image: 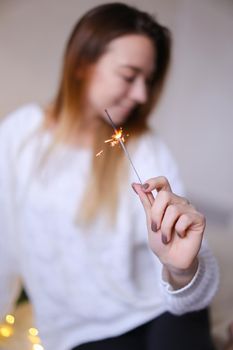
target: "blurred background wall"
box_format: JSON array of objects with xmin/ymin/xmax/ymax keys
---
[{"xmin": 0, "ymin": 0, "xmax": 232, "ymax": 228}]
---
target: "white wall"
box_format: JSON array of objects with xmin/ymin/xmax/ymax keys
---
[
  {"xmin": 153, "ymin": 0, "xmax": 233, "ymax": 221},
  {"xmin": 0, "ymin": 0, "xmax": 232, "ymax": 225}
]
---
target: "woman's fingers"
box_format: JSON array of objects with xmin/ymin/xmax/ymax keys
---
[
  {"xmin": 160, "ymin": 204, "xmax": 197, "ymax": 244},
  {"xmin": 142, "ymin": 176, "xmax": 172, "ymax": 193},
  {"xmin": 132, "ymin": 177, "xmax": 188, "ymax": 229},
  {"xmin": 160, "ymin": 204, "xmax": 184, "ymax": 243},
  {"xmin": 132, "ymin": 177, "xmax": 203, "ymax": 245},
  {"xmin": 132, "ymin": 177, "xmax": 172, "ymax": 222},
  {"xmin": 131, "ymin": 183, "xmax": 154, "ymax": 212},
  {"xmin": 175, "ymin": 212, "xmax": 205, "ymax": 238},
  {"xmin": 151, "ymin": 190, "xmax": 189, "ymax": 231}
]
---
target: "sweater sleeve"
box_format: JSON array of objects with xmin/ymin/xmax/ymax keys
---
[
  {"xmin": 0, "ymin": 109, "xmax": 25, "ymax": 321},
  {"xmin": 160, "ymin": 241, "xmax": 219, "ymax": 315}
]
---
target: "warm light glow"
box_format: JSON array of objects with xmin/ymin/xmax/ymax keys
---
[
  {"xmin": 96, "ymin": 128, "xmax": 128, "ymax": 157},
  {"xmin": 5, "ymin": 314, "xmax": 15, "ymax": 325},
  {"xmin": 28, "ymin": 335, "xmax": 41, "ymax": 344},
  {"xmin": 104, "ymin": 128, "xmax": 126, "ymax": 147},
  {"xmin": 114, "ymin": 130, "xmax": 122, "ymax": 139},
  {"xmin": 32, "ymin": 344, "xmax": 44, "ymax": 350},
  {"xmin": 28, "ymin": 327, "xmax": 41, "ymax": 344},
  {"xmin": 0, "ymin": 314, "xmax": 44, "ymax": 348},
  {"xmin": 29, "ymin": 327, "xmax": 39, "ymax": 336},
  {"xmin": 0, "ymin": 325, "xmax": 13, "ymax": 338}
]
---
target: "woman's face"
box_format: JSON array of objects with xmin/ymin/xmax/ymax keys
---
[{"xmin": 83, "ymin": 34, "xmax": 156, "ymax": 125}]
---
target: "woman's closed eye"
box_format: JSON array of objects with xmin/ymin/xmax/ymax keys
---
[
  {"xmin": 121, "ymin": 74, "xmax": 136, "ymax": 83},
  {"xmin": 121, "ymin": 73, "xmax": 153, "ymax": 88}
]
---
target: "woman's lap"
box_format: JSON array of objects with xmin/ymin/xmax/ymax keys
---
[
  {"xmin": 72, "ymin": 308, "xmax": 215, "ymax": 350},
  {"xmin": 146, "ymin": 309, "xmax": 215, "ymax": 350}
]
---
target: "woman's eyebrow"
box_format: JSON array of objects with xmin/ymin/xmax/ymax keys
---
[
  {"xmin": 119, "ymin": 64, "xmax": 154, "ymax": 78},
  {"xmin": 119, "ymin": 64, "xmax": 141, "ymax": 72}
]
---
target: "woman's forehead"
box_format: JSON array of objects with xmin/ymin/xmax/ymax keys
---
[{"xmin": 103, "ymin": 34, "xmax": 155, "ymax": 72}]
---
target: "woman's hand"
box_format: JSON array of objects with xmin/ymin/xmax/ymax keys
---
[{"xmin": 132, "ymin": 176, "xmax": 206, "ymax": 289}]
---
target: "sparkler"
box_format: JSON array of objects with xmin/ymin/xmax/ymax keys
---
[{"xmin": 104, "ymin": 109, "xmax": 143, "ymax": 185}]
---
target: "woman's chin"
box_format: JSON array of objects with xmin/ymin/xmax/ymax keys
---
[{"xmin": 105, "ymin": 107, "xmax": 131, "ymax": 126}]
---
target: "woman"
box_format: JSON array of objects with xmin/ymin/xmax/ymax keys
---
[{"xmin": 0, "ymin": 3, "xmax": 218, "ymax": 350}]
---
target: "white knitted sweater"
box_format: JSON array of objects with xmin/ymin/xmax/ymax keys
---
[{"xmin": 0, "ymin": 105, "xmax": 219, "ymax": 350}]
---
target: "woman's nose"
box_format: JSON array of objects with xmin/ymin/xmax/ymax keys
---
[{"xmin": 129, "ymin": 78, "xmax": 148, "ymax": 104}]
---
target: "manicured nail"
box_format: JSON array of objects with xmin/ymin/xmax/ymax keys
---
[
  {"xmin": 151, "ymin": 221, "xmax": 157, "ymax": 232},
  {"xmin": 177, "ymin": 232, "xmax": 183, "ymax": 238},
  {"xmin": 142, "ymin": 183, "xmax": 149, "ymax": 190},
  {"xmin": 162, "ymin": 234, "xmax": 168, "ymax": 245},
  {"xmin": 131, "ymin": 183, "xmax": 138, "ymax": 194}
]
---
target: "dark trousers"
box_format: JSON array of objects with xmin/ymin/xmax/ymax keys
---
[{"xmin": 72, "ymin": 308, "xmax": 215, "ymax": 350}]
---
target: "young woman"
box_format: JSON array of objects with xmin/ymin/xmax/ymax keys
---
[{"xmin": 0, "ymin": 3, "xmax": 219, "ymax": 350}]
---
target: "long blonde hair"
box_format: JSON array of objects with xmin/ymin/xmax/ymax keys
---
[{"xmin": 45, "ymin": 3, "xmax": 171, "ymax": 224}]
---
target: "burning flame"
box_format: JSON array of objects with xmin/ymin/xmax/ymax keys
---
[
  {"xmin": 104, "ymin": 128, "xmax": 125, "ymax": 147},
  {"xmin": 96, "ymin": 128, "xmax": 127, "ymax": 157}
]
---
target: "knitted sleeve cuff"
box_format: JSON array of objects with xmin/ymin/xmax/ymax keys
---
[{"xmin": 160, "ymin": 247, "xmax": 219, "ymax": 315}]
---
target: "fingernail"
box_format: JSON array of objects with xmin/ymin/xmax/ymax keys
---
[
  {"xmin": 131, "ymin": 183, "xmax": 138, "ymax": 194},
  {"xmin": 177, "ymin": 232, "xmax": 183, "ymax": 238},
  {"xmin": 151, "ymin": 221, "xmax": 157, "ymax": 232},
  {"xmin": 162, "ymin": 234, "xmax": 168, "ymax": 245},
  {"xmin": 142, "ymin": 183, "xmax": 149, "ymax": 190}
]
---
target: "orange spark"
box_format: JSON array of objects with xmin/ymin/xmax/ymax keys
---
[
  {"xmin": 96, "ymin": 150, "xmax": 104, "ymax": 157},
  {"xmin": 104, "ymin": 128, "xmax": 126, "ymax": 147},
  {"xmin": 96, "ymin": 127, "xmax": 128, "ymax": 157}
]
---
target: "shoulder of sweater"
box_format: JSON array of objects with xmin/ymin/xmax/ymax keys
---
[
  {"xmin": 0, "ymin": 103, "xmax": 43, "ymax": 133},
  {"xmin": 0, "ymin": 103, "xmax": 43, "ymax": 150},
  {"xmin": 132, "ymin": 131, "xmax": 179, "ymax": 172}
]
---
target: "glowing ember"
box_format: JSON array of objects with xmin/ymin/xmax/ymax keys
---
[
  {"xmin": 104, "ymin": 128, "xmax": 125, "ymax": 147},
  {"xmin": 96, "ymin": 128, "xmax": 127, "ymax": 156}
]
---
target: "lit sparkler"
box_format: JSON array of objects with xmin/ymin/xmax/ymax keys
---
[
  {"xmin": 104, "ymin": 109, "xmax": 143, "ymax": 185},
  {"xmin": 104, "ymin": 128, "xmax": 125, "ymax": 147}
]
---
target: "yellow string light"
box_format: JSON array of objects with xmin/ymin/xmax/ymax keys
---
[
  {"xmin": 0, "ymin": 315, "xmax": 15, "ymax": 339},
  {"xmin": 32, "ymin": 344, "xmax": 44, "ymax": 350},
  {"xmin": 5, "ymin": 314, "xmax": 15, "ymax": 325},
  {"xmin": 0, "ymin": 325, "xmax": 14, "ymax": 338},
  {"xmin": 29, "ymin": 327, "xmax": 39, "ymax": 336},
  {"xmin": 28, "ymin": 326, "xmax": 41, "ymax": 344},
  {"xmin": 0, "ymin": 314, "xmax": 44, "ymax": 349}
]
